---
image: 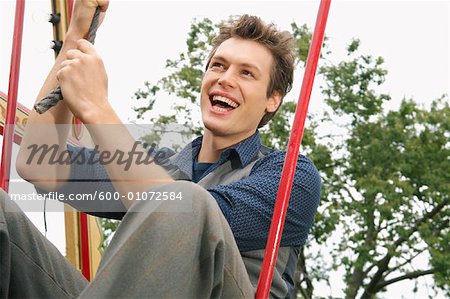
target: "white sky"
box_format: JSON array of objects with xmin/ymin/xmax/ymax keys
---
[{"xmin": 0, "ymin": 0, "xmax": 449, "ymax": 298}]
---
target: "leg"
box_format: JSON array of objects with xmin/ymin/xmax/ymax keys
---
[
  {"xmin": 0, "ymin": 190, "xmax": 88, "ymax": 298},
  {"xmin": 80, "ymin": 181, "xmax": 254, "ymax": 298}
]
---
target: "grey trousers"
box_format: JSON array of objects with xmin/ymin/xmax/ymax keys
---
[{"xmin": 0, "ymin": 181, "xmax": 255, "ymax": 298}]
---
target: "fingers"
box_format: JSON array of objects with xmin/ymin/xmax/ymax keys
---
[
  {"xmin": 76, "ymin": 39, "xmax": 97, "ymax": 55},
  {"xmin": 68, "ymin": 0, "xmax": 109, "ymax": 38},
  {"xmin": 65, "ymin": 39, "xmax": 96, "ymax": 59},
  {"xmin": 97, "ymin": 0, "xmax": 109, "ymax": 12},
  {"xmin": 60, "ymin": 59, "xmax": 72, "ymax": 69},
  {"xmin": 57, "ymin": 39, "xmax": 103, "ymax": 82},
  {"xmin": 57, "ymin": 59, "xmax": 75, "ymax": 81},
  {"xmin": 56, "ymin": 66, "xmax": 67, "ymax": 82},
  {"xmin": 83, "ymin": 0, "xmax": 108, "ymax": 11},
  {"xmin": 66, "ymin": 48, "xmax": 83, "ymax": 60},
  {"xmin": 58, "ymin": 56, "xmax": 76, "ymax": 81}
]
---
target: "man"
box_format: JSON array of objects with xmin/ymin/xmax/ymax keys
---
[{"xmin": 2, "ymin": 0, "xmax": 321, "ymax": 297}]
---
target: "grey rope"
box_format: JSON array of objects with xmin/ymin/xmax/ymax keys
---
[{"xmin": 34, "ymin": 7, "xmax": 101, "ymax": 114}]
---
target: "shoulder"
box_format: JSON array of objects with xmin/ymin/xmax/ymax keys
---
[
  {"xmin": 254, "ymin": 149, "xmax": 320, "ymax": 177},
  {"xmin": 252, "ymin": 149, "xmax": 322, "ymax": 195}
]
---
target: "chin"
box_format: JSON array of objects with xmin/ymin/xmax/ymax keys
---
[{"xmin": 203, "ymin": 121, "xmax": 232, "ymax": 137}]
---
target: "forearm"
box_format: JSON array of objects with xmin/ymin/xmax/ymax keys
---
[
  {"xmin": 17, "ymin": 34, "xmax": 85, "ymax": 190},
  {"xmin": 83, "ymin": 109, "xmax": 174, "ymax": 209}
]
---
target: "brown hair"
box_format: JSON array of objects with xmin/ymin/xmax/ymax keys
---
[{"xmin": 206, "ymin": 15, "xmax": 295, "ymax": 128}]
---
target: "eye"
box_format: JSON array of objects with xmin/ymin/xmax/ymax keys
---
[
  {"xmin": 242, "ymin": 70, "xmax": 254, "ymax": 78},
  {"xmin": 209, "ymin": 62, "xmax": 224, "ymax": 70}
]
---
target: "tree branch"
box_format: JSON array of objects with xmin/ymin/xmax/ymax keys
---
[
  {"xmin": 376, "ymin": 269, "xmax": 434, "ymax": 290},
  {"xmin": 360, "ymin": 199, "xmax": 448, "ymax": 299},
  {"xmin": 345, "ymin": 195, "xmax": 378, "ymax": 299},
  {"xmin": 392, "ymin": 199, "xmax": 448, "ymax": 248},
  {"xmin": 362, "ymin": 263, "xmax": 377, "ymax": 277},
  {"xmin": 378, "ymin": 219, "xmax": 403, "ymax": 232},
  {"xmin": 383, "ymin": 248, "xmax": 426, "ymax": 277},
  {"xmin": 375, "ymin": 218, "xmax": 383, "ymax": 235}
]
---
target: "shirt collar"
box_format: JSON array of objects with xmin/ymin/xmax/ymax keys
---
[
  {"xmin": 171, "ymin": 131, "xmax": 261, "ymax": 178},
  {"xmin": 224, "ymin": 130, "xmax": 261, "ymax": 167}
]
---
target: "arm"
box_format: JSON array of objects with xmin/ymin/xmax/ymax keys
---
[
  {"xmin": 19, "ymin": 0, "xmax": 173, "ymax": 209},
  {"xmin": 56, "ymin": 39, "xmax": 173, "ymax": 210},
  {"xmin": 16, "ymin": 0, "xmax": 109, "ymax": 191}
]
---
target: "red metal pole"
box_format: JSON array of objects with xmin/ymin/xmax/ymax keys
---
[
  {"xmin": 79, "ymin": 212, "xmax": 91, "ymax": 280},
  {"xmin": 255, "ymin": 1, "xmax": 331, "ymax": 297},
  {"xmin": 0, "ymin": 0, "xmax": 26, "ymax": 192}
]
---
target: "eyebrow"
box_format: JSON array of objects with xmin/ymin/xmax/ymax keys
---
[{"xmin": 211, "ymin": 55, "xmax": 262, "ymax": 76}]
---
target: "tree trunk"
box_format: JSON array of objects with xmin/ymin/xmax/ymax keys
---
[
  {"xmin": 345, "ymin": 259, "xmax": 366, "ymax": 299},
  {"xmin": 345, "ymin": 196, "xmax": 377, "ymax": 299}
]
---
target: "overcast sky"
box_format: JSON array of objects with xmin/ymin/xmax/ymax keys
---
[
  {"xmin": 1, "ymin": 1, "xmax": 448, "ymax": 120},
  {"xmin": 1, "ymin": 1, "xmax": 448, "ymax": 298}
]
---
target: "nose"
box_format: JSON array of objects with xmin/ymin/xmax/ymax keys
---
[{"xmin": 217, "ymin": 68, "xmax": 236, "ymax": 89}]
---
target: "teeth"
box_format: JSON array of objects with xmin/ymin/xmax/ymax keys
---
[
  {"xmin": 212, "ymin": 105, "xmax": 228, "ymax": 113},
  {"xmin": 212, "ymin": 95, "xmax": 238, "ymax": 108}
]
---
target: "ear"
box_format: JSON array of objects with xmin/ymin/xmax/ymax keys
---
[{"xmin": 266, "ymin": 91, "xmax": 282, "ymax": 113}]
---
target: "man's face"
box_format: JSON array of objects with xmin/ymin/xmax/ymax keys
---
[{"xmin": 200, "ymin": 37, "xmax": 281, "ymax": 142}]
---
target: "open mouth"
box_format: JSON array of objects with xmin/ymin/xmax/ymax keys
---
[{"xmin": 209, "ymin": 95, "xmax": 239, "ymax": 113}]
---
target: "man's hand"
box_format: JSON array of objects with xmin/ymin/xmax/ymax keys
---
[
  {"xmin": 57, "ymin": 39, "xmax": 110, "ymax": 123},
  {"xmin": 68, "ymin": 0, "xmax": 109, "ymax": 39}
]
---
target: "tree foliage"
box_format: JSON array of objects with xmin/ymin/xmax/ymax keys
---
[
  {"xmin": 112, "ymin": 17, "xmax": 448, "ymax": 298},
  {"xmin": 317, "ymin": 40, "xmax": 449, "ymax": 298}
]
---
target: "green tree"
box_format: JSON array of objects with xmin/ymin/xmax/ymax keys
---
[
  {"xmin": 120, "ymin": 18, "xmax": 449, "ymax": 298},
  {"xmin": 318, "ymin": 40, "xmax": 449, "ymax": 298}
]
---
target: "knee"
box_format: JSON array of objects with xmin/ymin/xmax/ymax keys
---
[{"xmin": 156, "ymin": 181, "xmax": 226, "ymax": 236}]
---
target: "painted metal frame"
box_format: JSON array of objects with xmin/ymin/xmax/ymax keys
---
[{"xmin": 0, "ymin": 0, "xmax": 25, "ymax": 191}]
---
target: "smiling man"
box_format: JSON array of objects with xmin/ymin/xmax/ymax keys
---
[
  {"xmin": 200, "ymin": 37, "xmax": 281, "ymax": 152},
  {"xmin": 2, "ymin": 0, "xmax": 321, "ymax": 298}
]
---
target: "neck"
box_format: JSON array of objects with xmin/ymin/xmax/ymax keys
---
[{"xmin": 197, "ymin": 129, "xmax": 256, "ymax": 163}]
